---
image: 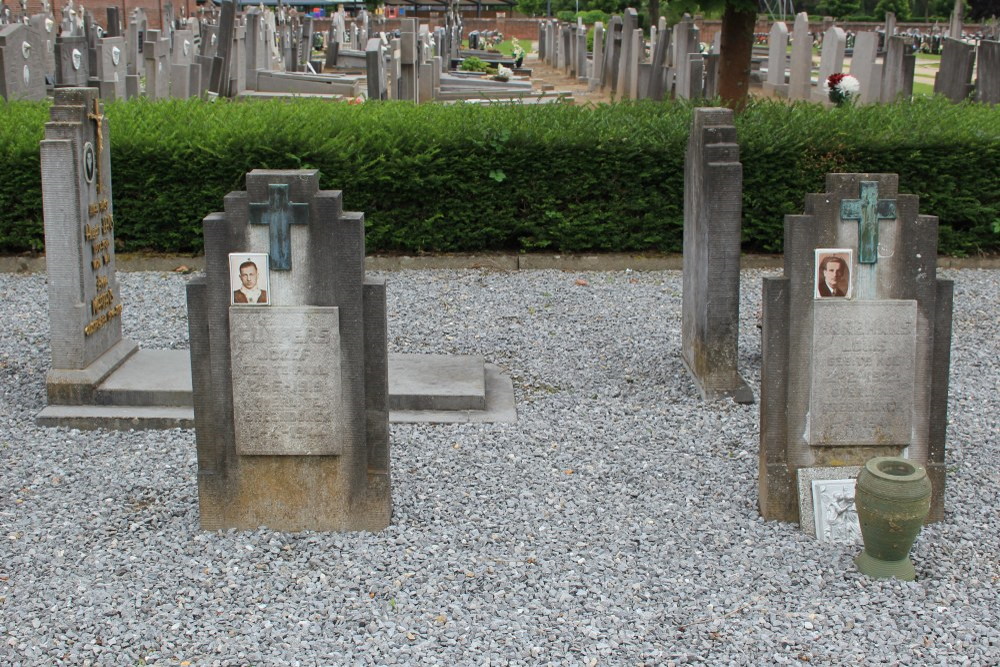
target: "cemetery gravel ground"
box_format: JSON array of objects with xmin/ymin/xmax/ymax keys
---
[{"xmin": 0, "ymin": 267, "xmax": 998, "ymax": 666}]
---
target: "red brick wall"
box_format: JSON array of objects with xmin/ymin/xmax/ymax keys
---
[{"xmin": 25, "ymin": 0, "xmax": 190, "ymax": 30}]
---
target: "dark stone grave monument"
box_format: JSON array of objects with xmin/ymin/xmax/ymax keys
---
[
  {"xmin": 681, "ymin": 108, "xmax": 753, "ymax": 404},
  {"xmin": 760, "ymin": 173, "xmax": 953, "ymax": 530},
  {"xmin": 186, "ymin": 169, "xmax": 392, "ymax": 531}
]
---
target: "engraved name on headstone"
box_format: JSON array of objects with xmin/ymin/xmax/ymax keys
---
[
  {"xmin": 230, "ymin": 307, "xmax": 345, "ymax": 456},
  {"xmin": 809, "ymin": 300, "xmax": 916, "ymax": 445}
]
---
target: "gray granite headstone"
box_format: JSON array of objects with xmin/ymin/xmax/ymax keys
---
[
  {"xmin": 934, "ymin": 38, "xmax": 976, "ymax": 102},
  {"xmin": 681, "ymin": 108, "xmax": 753, "ymax": 405},
  {"xmin": 93, "ymin": 36, "xmax": 125, "ymax": 100},
  {"xmin": 880, "ymin": 35, "xmax": 915, "ymax": 103},
  {"xmin": 600, "ymin": 15, "xmax": 621, "ymax": 91},
  {"xmin": 186, "ymin": 169, "xmax": 391, "ymax": 532},
  {"xmin": 645, "ymin": 22, "xmax": 670, "ymax": 100},
  {"xmin": 787, "ymin": 12, "xmax": 812, "ymax": 101},
  {"xmin": 849, "ymin": 31, "xmax": 881, "ymax": 104},
  {"xmin": 40, "ymin": 87, "xmax": 137, "ymax": 405},
  {"xmin": 126, "ymin": 9, "xmax": 147, "ymax": 77},
  {"xmin": 55, "ymin": 33, "xmax": 89, "ymax": 85},
  {"xmin": 589, "ymin": 22, "xmax": 604, "ymax": 90},
  {"xmin": 365, "ymin": 36, "xmax": 386, "ymax": 100},
  {"xmin": 760, "ymin": 173, "xmax": 953, "ymax": 525},
  {"xmin": 398, "ymin": 18, "xmax": 418, "ymax": 102},
  {"xmin": 975, "ymin": 40, "xmax": 999, "ymax": 104},
  {"xmin": 29, "ymin": 14, "xmax": 57, "ymax": 86},
  {"xmin": 0, "ymin": 22, "xmax": 46, "ymax": 101},
  {"xmin": 812, "ymin": 26, "xmax": 846, "ymax": 103},
  {"xmin": 143, "ymin": 28, "xmax": 170, "ymax": 99},
  {"xmin": 763, "ymin": 21, "xmax": 788, "ymax": 97}
]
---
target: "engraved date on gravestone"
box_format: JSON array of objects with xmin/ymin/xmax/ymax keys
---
[
  {"xmin": 230, "ymin": 307, "xmax": 344, "ymax": 456},
  {"xmin": 808, "ymin": 300, "xmax": 917, "ymax": 446}
]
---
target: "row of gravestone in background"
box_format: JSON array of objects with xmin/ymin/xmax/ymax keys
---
[
  {"xmin": 35, "ymin": 87, "xmax": 953, "ymax": 539},
  {"xmin": 0, "ymin": 2, "xmax": 544, "ymax": 104},
  {"xmin": 5, "ymin": 3, "xmax": 997, "ymax": 105},
  {"xmin": 539, "ymin": 11, "xmax": 999, "ymax": 104}
]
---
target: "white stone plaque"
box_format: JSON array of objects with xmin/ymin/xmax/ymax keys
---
[
  {"xmin": 797, "ymin": 466, "xmax": 862, "ymax": 543},
  {"xmin": 808, "ymin": 300, "xmax": 917, "ymax": 446},
  {"xmin": 230, "ymin": 306, "xmax": 345, "ymax": 456},
  {"xmin": 812, "ymin": 479, "xmax": 861, "ymax": 544}
]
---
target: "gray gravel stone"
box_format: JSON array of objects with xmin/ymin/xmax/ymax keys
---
[{"xmin": 0, "ymin": 268, "xmax": 996, "ymax": 665}]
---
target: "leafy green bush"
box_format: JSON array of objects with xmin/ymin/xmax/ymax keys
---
[
  {"xmin": 1, "ymin": 95, "xmax": 998, "ymax": 256},
  {"xmin": 459, "ymin": 56, "xmax": 490, "ymax": 72}
]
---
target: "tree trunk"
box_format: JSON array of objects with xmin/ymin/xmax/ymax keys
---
[
  {"xmin": 718, "ymin": 4, "xmax": 758, "ymax": 110},
  {"xmin": 648, "ymin": 0, "xmax": 660, "ymax": 30}
]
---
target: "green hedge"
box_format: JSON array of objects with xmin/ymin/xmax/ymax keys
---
[{"xmin": 1, "ymin": 96, "xmax": 998, "ymax": 256}]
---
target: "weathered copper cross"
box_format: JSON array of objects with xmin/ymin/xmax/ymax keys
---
[
  {"xmin": 840, "ymin": 181, "xmax": 897, "ymax": 264},
  {"xmin": 86, "ymin": 98, "xmax": 105, "ymax": 194},
  {"xmin": 248, "ymin": 184, "xmax": 309, "ymax": 271}
]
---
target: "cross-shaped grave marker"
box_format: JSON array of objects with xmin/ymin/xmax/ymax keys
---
[
  {"xmin": 249, "ymin": 183, "xmax": 309, "ymax": 271},
  {"xmin": 840, "ymin": 180, "xmax": 898, "ymax": 265}
]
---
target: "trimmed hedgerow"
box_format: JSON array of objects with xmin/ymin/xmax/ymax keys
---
[{"xmin": 1, "ymin": 95, "xmax": 997, "ymax": 255}]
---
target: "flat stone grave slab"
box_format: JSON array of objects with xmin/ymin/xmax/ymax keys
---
[
  {"xmin": 36, "ymin": 350, "xmax": 514, "ymax": 429},
  {"xmin": 389, "ymin": 353, "xmax": 485, "ymax": 411}
]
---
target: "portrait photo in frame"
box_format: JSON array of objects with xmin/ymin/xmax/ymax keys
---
[
  {"xmin": 814, "ymin": 249, "xmax": 853, "ymax": 299},
  {"xmin": 229, "ymin": 253, "xmax": 270, "ymax": 305}
]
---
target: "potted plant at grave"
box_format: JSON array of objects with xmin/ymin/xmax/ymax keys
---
[
  {"xmin": 510, "ymin": 37, "xmax": 525, "ymax": 68},
  {"xmin": 825, "ymin": 72, "xmax": 861, "ymax": 106},
  {"xmin": 460, "ymin": 56, "xmax": 490, "ymax": 74},
  {"xmin": 492, "ymin": 65, "xmax": 513, "ymax": 82}
]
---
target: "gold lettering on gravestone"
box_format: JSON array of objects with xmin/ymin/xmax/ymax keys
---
[
  {"xmin": 808, "ymin": 300, "xmax": 917, "ymax": 446},
  {"xmin": 230, "ymin": 307, "xmax": 345, "ymax": 456},
  {"xmin": 82, "ymin": 195, "xmax": 120, "ymax": 337}
]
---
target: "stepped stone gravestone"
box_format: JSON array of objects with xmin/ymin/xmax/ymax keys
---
[
  {"xmin": 40, "ymin": 88, "xmax": 138, "ymax": 405},
  {"xmin": 934, "ymin": 38, "xmax": 976, "ymax": 102},
  {"xmin": 681, "ymin": 108, "xmax": 753, "ymax": 404},
  {"xmin": 143, "ymin": 29, "xmax": 170, "ymax": 99},
  {"xmin": 0, "ymin": 22, "xmax": 46, "ymax": 101},
  {"xmin": 787, "ymin": 12, "xmax": 812, "ymax": 101},
  {"xmin": 186, "ymin": 169, "xmax": 392, "ymax": 531},
  {"xmin": 763, "ymin": 21, "xmax": 788, "ymax": 97},
  {"xmin": 759, "ymin": 173, "xmax": 953, "ymax": 526}
]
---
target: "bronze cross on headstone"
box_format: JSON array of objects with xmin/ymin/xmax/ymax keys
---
[
  {"xmin": 840, "ymin": 181, "xmax": 897, "ymax": 264},
  {"xmin": 86, "ymin": 97, "xmax": 105, "ymax": 194},
  {"xmin": 248, "ymin": 183, "xmax": 309, "ymax": 271}
]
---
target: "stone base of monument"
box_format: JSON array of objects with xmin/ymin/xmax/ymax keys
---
[{"xmin": 36, "ymin": 350, "xmax": 515, "ymax": 430}]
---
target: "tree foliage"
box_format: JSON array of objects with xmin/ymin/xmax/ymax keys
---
[
  {"xmin": 875, "ymin": 0, "xmax": 911, "ymax": 19},
  {"xmin": 969, "ymin": 0, "xmax": 1000, "ymax": 19},
  {"xmin": 816, "ymin": 0, "xmax": 862, "ymax": 18}
]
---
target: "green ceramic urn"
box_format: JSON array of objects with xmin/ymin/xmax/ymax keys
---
[{"xmin": 854, "ymin": 456, "xmax": 932, "ymax": 581}]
